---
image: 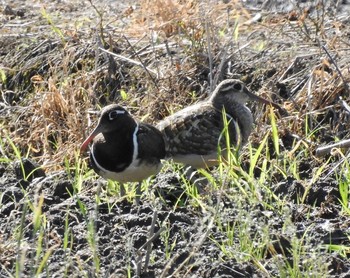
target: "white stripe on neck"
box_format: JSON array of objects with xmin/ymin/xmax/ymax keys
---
[
  {"xmin": 91, "ymin": 146, "xmax": 107, "ymax": 172},
  {"xmin": 132, "ymin": 123, "xmax": 139, "ymax": 162}
]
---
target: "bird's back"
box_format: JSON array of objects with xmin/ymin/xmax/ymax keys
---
[{"xmin": 157, "ymin": 102, "xmax": 244, "ymax": 168}]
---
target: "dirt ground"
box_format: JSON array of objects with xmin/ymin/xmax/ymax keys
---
[{"xmin": 1, "ymin": 0, "xmax": 350, "ymax": 277}]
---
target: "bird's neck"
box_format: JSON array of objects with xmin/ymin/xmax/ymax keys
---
[
  {"xmin": 103, "ymin": 120, "xmax": 137, "ymax": 143},
  {"xmin": 216, "ymin": 100, "xmax": 253, "ymax": 145},
  {"xmin": 93, "ymin": 121, "xmax": 138, "ymax": 171}
]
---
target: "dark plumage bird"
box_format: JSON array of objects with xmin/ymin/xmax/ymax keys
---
[
  {"xmin": 80, "ymin": 104, "xmax": 166, "ymax": 198},
  {"xmin": 157, "ymin": 79, "xmax": 284, "ymax": 168}
]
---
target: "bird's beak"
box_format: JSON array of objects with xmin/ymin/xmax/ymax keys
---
[
  {"xmin": 80, "ymin": 125, "xmax": 102, "ymax": 154},
  {"xmin": 245, "ymin": 88, "xmax": 287, "ymax": 115}
]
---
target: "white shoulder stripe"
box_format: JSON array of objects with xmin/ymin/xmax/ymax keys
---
[{"xmin": 132, "ymin": 123, "xmax": 139, "ymax": 162}]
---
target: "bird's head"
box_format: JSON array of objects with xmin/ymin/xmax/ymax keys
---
[
  {"xmin": 80, "ymin": 104, "xmax": 135, "ymax": 153},
  {"xmin": 210, "ymin": 79, "xmax": 286, "ymax": 114}
]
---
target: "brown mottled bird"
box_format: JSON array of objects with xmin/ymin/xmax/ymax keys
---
[
  {"xmin": 80, "ymin": 104, "xmax": 166, "ymax": 199},
  {"xmin": 157, "ymin": 79, "xmax": 284, "ymax": 168}
]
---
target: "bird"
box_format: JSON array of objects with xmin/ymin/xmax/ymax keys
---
[
  {"xmin": 80, "ymin": 104, "xmax": 166, "ymax": 201},
  {"xmin": 156, "ymin": 79, "xmax": 285, "ymax": 169}
]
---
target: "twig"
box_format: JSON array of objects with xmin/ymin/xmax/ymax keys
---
[
  {"xmin": 98, "ymin": 47, "xmax": 159, "ymax": 77},
  {"xmin": 321, "ymin": 44, "xmax": 350, "ymax": 94},
  {"xmin": 128, "ymin": 34, "xmax": 149, "ymax": 57},
  {"xmin": 92, "ymin": 32, "xmax": 103, "ymax": 97},
  {"xmin": 161, "ymin": 217, "xmax": 214, "ymax": 278},
  {"xmin": 123, "ymin": 35, "xmax": 160, "ymax": 89},
  {"xmin": 3, "ymin": 21, "xmax": 37, "ymax": 27},
  {"xmin": 135, "ymin": 212, "xmax": 166, "ymax": 277},
  {"xmin": 315, "ymin": 138, "xmax": 350, "ymax": 157},
  {"xmin": 213, "ymin": 43, "xmax": 229, "ymax": 88},
  {"xmin": 144, "ymin": 210, "xmax": 158, "ymax": 270},
  {"xmin": 205, "ymin": 17, "xmax": 213, "ymax": 92},
  {"xmin": 339, "ymin": 97, "xmax": 350, "ymax": 115},
  {"xmin": 87, "ymin": 0, "xmax": 105, "ymax": 46},
  {"xmin": 137, "ymin": 226, "xmax": 166, "ymax": 252},
  {"xmin": 0, "ymin": 33, "xmax": 39, "ymax": 38},
  {"xmin": 132, "ymin": 41, "xmax": 178, "ymax": 57},
  {"xmin": 303, "ymin": 104, "xmax": 336, "ymax": 115},
  {"xmin": 323, "ymin": 155, "xmax": 347, "ymax": 180},
  {"xmin": 278, "ymin": 54, "xmax": 317, "ymax": 82},
  {"xmin": 306, "ymin": 74, "xmax": 313, "ymax": 130}
]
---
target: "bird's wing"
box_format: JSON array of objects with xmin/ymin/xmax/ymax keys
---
[
  {"xmin": 158, "ymin": 104, "xmax": 239, "ymax": 156},
  {"xmin": 137, "ymin": 123, "xmax": 166, "ymax": 161}
]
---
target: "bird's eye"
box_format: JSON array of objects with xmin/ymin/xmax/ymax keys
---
[
  {"xmin": 233, "ymin": 83, "xmax": 242, "ymax": 91},
  {"xmin": 109, "ymin": 109, "xmax": 125, "ymax": 120}
]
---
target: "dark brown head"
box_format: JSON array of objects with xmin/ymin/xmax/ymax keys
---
[{"xmin": 80, "ymin": 104, "xmax": 136, "ymax": 153}]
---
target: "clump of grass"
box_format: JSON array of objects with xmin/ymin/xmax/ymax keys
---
[
  {"xmin": 335, "ymin": 157, "xmax": 350, "ymax": 216},
  {"xmin": 13, "ymin": 193, "xmax": 57, "ymax": 277},
  {"xmin": 188, "ymin": 105, "xmax": 339, "ymax": 276},
  {"xmin": 40, "ymin": 7, "xmax": 65, "ymax": 43}
]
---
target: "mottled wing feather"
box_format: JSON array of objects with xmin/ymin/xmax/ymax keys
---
[{"xmin": 158, "ymin": 104, "xmax": 239, "ymax": 156}]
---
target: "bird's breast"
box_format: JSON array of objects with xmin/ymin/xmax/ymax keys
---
[{"xmin": 92, "ymin": 157, "xmax": 162, "ymax": 183}]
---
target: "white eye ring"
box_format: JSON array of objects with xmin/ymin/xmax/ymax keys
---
[{"xmin": 109, "ymin": 109, "xmax": 125, "ymax": 120}]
